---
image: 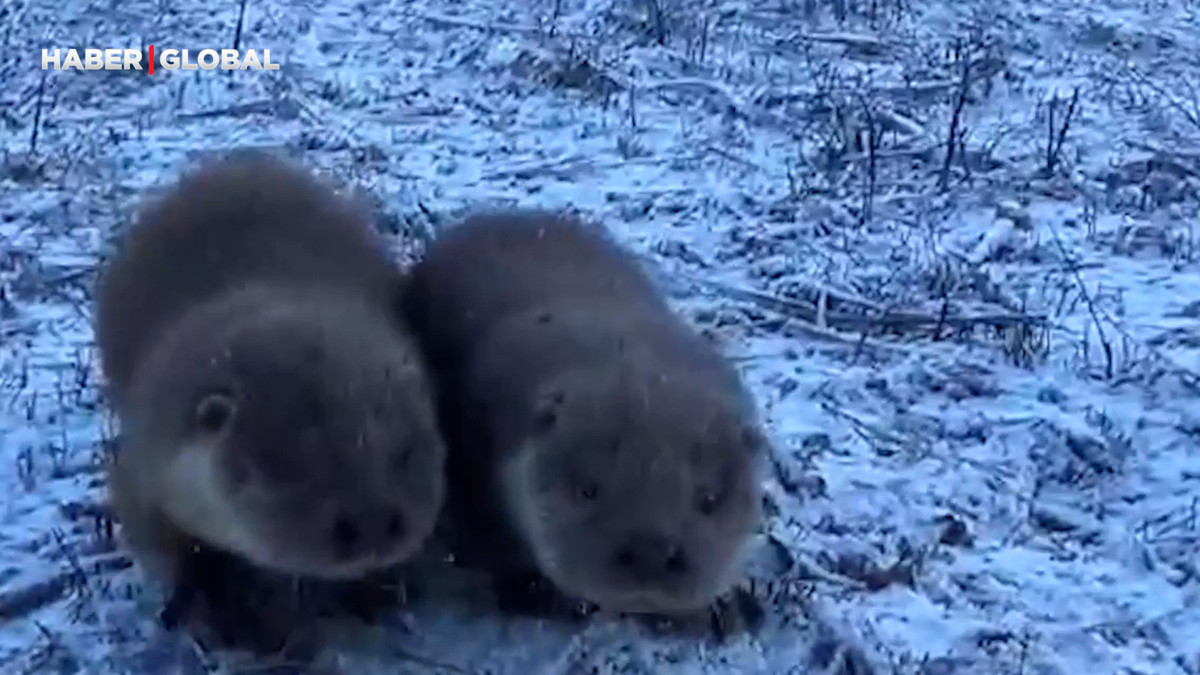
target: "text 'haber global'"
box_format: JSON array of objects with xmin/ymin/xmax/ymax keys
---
[{"xmin": 41, "ymin": 47, "xmax": 280, "ymax": 73}]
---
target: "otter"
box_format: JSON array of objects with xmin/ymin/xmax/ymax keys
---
[
  {"xmin": 402, "ymin": 210, "xmax": 766, "ymax": 618},
  {"xmin": 94, "ymin": 150, "xmax": 446, "ymax": 652}
]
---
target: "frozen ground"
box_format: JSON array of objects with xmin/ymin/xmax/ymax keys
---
[{"xmin": 1, "ymin": 0, "xmax": 1199, "ymax": 672}]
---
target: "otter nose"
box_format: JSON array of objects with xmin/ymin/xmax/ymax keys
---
[
  {"xmin": 613, "ymin": 533, "xmax": 689, "ymax": 578},
  {"xmin": 330, "ymin": 509, "xmax": 406, "ymax": 559}
]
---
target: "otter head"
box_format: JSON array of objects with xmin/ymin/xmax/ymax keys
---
[
  {"xmin": 500, "ymin": 361, "xmax": 765, "ymax": 614},
  {"xmin": 137, "ymin": 292, "xmax": 446, "ymax": 579}
]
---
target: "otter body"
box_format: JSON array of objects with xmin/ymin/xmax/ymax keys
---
[
  {"xmin": 95, "ymin": 151, "xmax": 445, "ymax": 651},
  {"xmin": 403, "ymin": 210, "xmax": 764, "ymax": 616}
]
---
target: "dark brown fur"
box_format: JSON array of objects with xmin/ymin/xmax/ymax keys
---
[
  {"xmin": 403, "ymin": 210, "xmax": 765, "ymax": 617},
  {"xmin": 96, "ymin": 149, "xmax": 400, "ymax": 398},
  {"xmin": 95, "ymin": 150, "xmax": 445, "ymax": 653}
]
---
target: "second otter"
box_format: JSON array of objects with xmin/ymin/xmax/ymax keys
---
[
  {"xmin": 94, "ymin": 150, "xmax": 446, "ymax": 649},
  {"xmin": 403, "ymin": 210, "xmax": 766, "ymax": 616}
]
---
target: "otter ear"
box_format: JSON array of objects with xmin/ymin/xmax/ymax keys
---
[
  {"xmin": 194, "ymin": 391, "xmax": 236, "ymax": 435},
  {"xmin": 530, "ymin": 389, "xmax": 565, "ymax": 434}
]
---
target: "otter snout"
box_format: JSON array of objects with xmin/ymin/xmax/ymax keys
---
[{"xmin": 611, "ymin": 532, "xmax": 690, "ymax": 581}]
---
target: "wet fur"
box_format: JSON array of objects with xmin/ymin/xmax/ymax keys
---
[
  {"xmin": 403, "ymin": 210, "xmax": 765, "ymax": 617},
  {"xmin": 95, "ymin": 150, "xmax": 445, "ymax": 653}
]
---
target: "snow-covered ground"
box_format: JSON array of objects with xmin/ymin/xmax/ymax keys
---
[{"xmin": 2, "ymin": 0, "xmax": 1199, "ymax": 672}]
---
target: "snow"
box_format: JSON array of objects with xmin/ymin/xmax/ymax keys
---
[{"xmin": 1, "ymin": 0, "xmax": 1199, "ymax": 672}]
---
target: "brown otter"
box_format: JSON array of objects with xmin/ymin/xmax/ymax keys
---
[
  {"xmin": 94, "ymin": 150, "xmax": 446, "ymax": 652},
  {"xmin": 403, "ymin": 210, "xmax": 765, "ymax": 618}
]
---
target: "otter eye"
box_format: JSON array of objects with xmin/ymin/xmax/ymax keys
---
[
  {"xmin": 531, "ymin": 390, "xmax": 565, "ymax": 434},
  {"xmin": 533, "ymin": 408, "xmax": 557, "ymax": 432},
  {"xmin": 194, "ymin": 392, "xmax": 235, "ymax": 434},
  {"xmin": 331, "ymin": 516, "xmax": 359, "ymax": 552},
  {"xmin": 575, "ymin": 482, "xmax": 599, "ymax": 502},
  {"xmin": 695, "ymin": 489, "xmax": 720, "ymax": 516},
  {"xmin": 384, "ymin": 510, "xmax": 405, "ymax": 538},
  {"xmin": 389, "ymin": 443, "xmax": 411, "ymax": 472}
]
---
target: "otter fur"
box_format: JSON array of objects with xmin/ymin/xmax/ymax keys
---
[
  {"xmin": 94, "ymin": 150, "xmax": 446, "ymax": 651},
  {"xmin": 403, "ymin": 210, "xmax": 765, "ymax": 617}
]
